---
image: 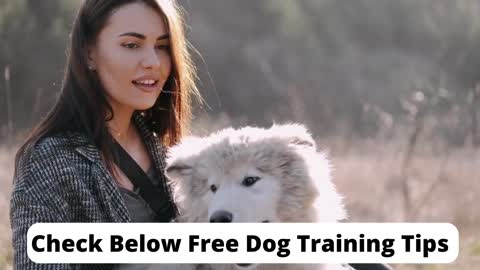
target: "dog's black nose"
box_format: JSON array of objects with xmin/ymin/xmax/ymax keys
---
[{"xmin": 209, "ymin": 210, "xmax": 233, "ymax": 222}]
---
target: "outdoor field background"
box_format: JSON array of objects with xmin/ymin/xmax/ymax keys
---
[{"xmin": 0, "ymin": 0, "xmax": 479, "ymax": 269}]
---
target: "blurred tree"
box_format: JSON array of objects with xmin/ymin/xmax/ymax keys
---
[
  {"xmin": 183, "ymin": 0, "xmax": 480, "ymax": 142},
  {"xmin": 0, "ymin": 0, "xmax": 79, "ymax": 137},
  {"xmin": 2, "ymin": 0, "xmax": 480, "ymax": 144}
]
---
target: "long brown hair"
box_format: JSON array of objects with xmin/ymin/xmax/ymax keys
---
[{"xmin": 15, "ymin": 0, "xmax": 200, "ymax": 169}]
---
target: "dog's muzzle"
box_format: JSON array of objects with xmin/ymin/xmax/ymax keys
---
[
  {"xmin": 209, "ymin": 210, "xmax": 233, "ymax": 223},
  {"xmin": 209, "ymin": 211, "xmax": 268, "ymax": 269},
  {"xmin": 236, "ymin": 263, "xmax": 253, "ymax": 268},
  {"xmin": 209, "ymin": 210, "xmax": 271, "ymax": 223}
]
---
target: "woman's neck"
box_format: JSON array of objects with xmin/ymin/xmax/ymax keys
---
[{"xmin": 106, "ymin": 103, "xmax": 136, "ymax": 146}]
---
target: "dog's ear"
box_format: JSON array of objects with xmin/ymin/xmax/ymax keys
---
[
  {"xmin": 287, "ymin": 136, "xmax": 315, "ymax": 148},
  {"xmin": 165, "ymin": 161, "xmax": 193, "ymax": 180},
  {"xmin": 164, "ymin": 136, "xmax": 204, "ymax": 181},
  {"xmin": 270, "ymin": 123, "xmax": 316, "ymax": 150}
]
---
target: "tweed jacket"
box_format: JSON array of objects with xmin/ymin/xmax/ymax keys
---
[{"xmin": 10, "ymin": 112, "xmax": 175, "ymax": 270}]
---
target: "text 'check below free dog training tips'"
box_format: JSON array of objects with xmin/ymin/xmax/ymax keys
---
[{"xmin": 27, "ymin": 223, "xmax": 459, "ymax": 264}]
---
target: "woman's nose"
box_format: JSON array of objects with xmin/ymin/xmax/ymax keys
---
[{"xmin": 141, "ymin": 48, "xmax": 161, "ymax": 69}]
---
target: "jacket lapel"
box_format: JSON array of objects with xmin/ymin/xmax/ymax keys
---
[
  {"xmin": 92, "ymin": 160, "xmax": 131, "ymax": 222},
  {"xmin": 132, "ymin": 112, "xmax": 174, "ymax": 205},
  {"xmin": 70, "ymin": 111, "xmax": 171, "ymax": 223},
  {"xmin": 71, "ymin": 132, "xmax": 131, "ymax": 223},
  {"xmin": 132, "ymin": 111, "xmax": 166, "ymax": 181}
]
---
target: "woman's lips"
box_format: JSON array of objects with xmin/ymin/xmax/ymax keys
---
[{"xmin": 132, "ymin": 80, "xmax": 159, "ymax": 93}]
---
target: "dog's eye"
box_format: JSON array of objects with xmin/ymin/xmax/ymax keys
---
[
  {"xmin": 210, "ymin": 184, "xmax": 218, "ymax": 193},
  {"xmin": 242, "ymin": 176, "xmax": 260, "ymax": 187}
]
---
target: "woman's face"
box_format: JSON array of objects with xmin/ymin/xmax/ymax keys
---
[{"xmin": 89, "ymin": 2, "xmax": 172, "ymax": 114}]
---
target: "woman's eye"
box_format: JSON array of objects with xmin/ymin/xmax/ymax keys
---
[
  {"xmin": 122, "ymin": 43, "xmax": 139, "ymax": 49},
  {"xmin": 242, "ymin": 176, "xmax": 261, "ymax": 187},
  {"xmin": 156, "ymin": 44, "xmax": 170, "ymax": 51},
  {"xmin": 210, "ymin": 184, "xmax": 217, "ymax": 193}
]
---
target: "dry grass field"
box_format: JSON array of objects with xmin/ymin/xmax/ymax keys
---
[
  {"xmin": 0, "ymin": 145, "xmax": 14, "ymax": 270},
  {"xmin": 329, "ymin": 141, "xmax": 480, "ymax": 270},
  {"xmin": 0, "ymin": 140, "xmax": 478, "ymax": 270}
]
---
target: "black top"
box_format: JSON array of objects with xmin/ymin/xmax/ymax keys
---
[
  {"xmin": 118, "ymin": 167, "xmax": 159, "ymax": 222},
  {"xmin": 115, "ymin": 168, "xmax": 159, "ymax": 270}
]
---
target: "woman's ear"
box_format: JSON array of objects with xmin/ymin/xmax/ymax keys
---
[{"xmin": 87, "ymin": 46, "xmax": 97, "ymax": 70}]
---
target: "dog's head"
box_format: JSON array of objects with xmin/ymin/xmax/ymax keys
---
[
  {"xmin": 165, "ymin": 123, "xmax": 346, "ymax": 224},
  {"xmin": 165, "ymin": 124, "xmax": 346, "ymax": 269}
]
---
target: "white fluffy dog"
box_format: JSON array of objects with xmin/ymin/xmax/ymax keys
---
[{"xmin": 164, "ymin": 124, "xmax": 350, "ymax": 270}]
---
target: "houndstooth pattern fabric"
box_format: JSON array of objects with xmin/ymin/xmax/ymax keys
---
[{"xmin": 10, "ymin": 112, "xmax": 175, "ymax": 270}]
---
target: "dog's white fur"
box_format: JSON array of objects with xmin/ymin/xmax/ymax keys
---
[{"xmin": 163, "ymin": 124, "xmax": 349, "ymax": 270}]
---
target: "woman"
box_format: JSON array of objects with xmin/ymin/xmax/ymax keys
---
[{"xmin": 10, "ymin": 0, "xmax": 200, "ymax": 269}]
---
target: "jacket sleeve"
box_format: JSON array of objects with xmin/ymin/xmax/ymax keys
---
[
  {"xmin": 10, "ymin": 191, "xmax": 77, "ymax": 270},
  {"xmin": 10, "ymin": 136, "xmax": 115, "ymax": 270},
  {"xmin": 9, "ymin": 141, "xmax": 79, "ymax": 270}
]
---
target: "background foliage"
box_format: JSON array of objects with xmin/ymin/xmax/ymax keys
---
[{"xmin": 0, "ymin": 1, "xmax": 478, "ymax": 269}]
